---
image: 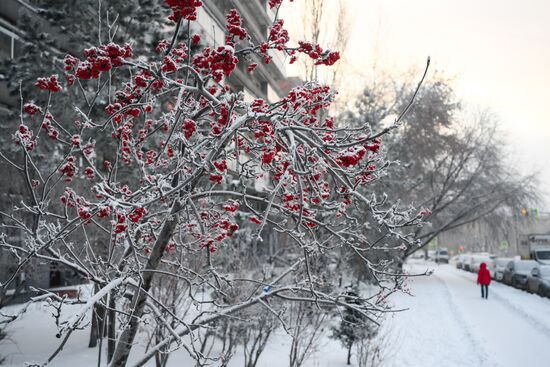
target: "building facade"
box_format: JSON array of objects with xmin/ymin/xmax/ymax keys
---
[
  {"xmin": 197, "ymin": 0, "xmax": 288, "ymax": 102},
  {"xmin": 0, "ymin": 0, "xmax": 289, "ymax": 108},
  {"xmin": 0, "ymin": 0, "xmax": 292, "ymax": 297},
  {"xmin": 437, "ymin": 212, "xmax": 550, "ymax": 257}
]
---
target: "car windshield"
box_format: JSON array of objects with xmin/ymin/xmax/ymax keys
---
[
  {"xmin": 516, "ymin": 261, "xmax": 537, "ymax": 271},
  {"xmin": 439, "ymin": 250, "xmax": 448, "ymax": 255},
  {"xmin": 496, "ymin": 258, "xmax": 511, "ymax": 266},
  {"xmin": 536, "ymin": 251, "xmax": 550, "ymax": 260}
]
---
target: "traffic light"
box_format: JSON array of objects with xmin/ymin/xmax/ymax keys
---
[
  {"xmin": 519, "ymin": 207, "xmax": 539, "ymax": 218},
  {"xmin": 520, "ymin": 208, "xmax": 528, "ymax": 217}
]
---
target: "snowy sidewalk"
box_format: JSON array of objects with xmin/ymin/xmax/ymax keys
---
[{"xmin": 384, "ymin": 263, "xmax": 550, "ymax": 367}]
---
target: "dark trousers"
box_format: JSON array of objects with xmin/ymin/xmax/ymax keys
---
[{"xmin": 480, "ymin": 284, "xmax": 489, "ymax": 299}]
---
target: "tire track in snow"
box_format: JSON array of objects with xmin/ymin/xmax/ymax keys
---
[{"xmin": 430, "ymin": 271, "xmax": 495, "ymax": 367}]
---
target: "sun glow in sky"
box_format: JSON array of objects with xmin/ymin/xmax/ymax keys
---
[{"xmin": 283, "ymin": 0, "xmax": 550, "ymax": 208}]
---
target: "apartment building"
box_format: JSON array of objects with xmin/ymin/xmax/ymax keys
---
[
  {"xmin": 0, "ymin": 0, "xmax": 289, "ymax": 108},
  {"xmin": 0, "ymin": 0, "xmax": 293, "ymax": 297},
  {"xmin": 198, "ymin": 0, "xmax": 287, "ymax": 102}
]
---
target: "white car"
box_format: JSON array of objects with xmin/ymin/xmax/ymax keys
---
[
  {"xmin": 470, "ymin": 254, "xmax": 496, "ymax": 277},
  {"xmin": 494, "ymin": 257, "xmax": 513, "ymax": 281},
  {"xmin": 455, "ymin": 254, "xmax": 468, "ymax": 269},
  {"xmin": 434, "ymin": 248, "xmax": 449, "ymax": 264},
  {"xmin": 462, "ymin": 255, "xmax": 474, "ymax": 271}
]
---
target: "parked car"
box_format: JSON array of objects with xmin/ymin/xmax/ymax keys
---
[
  {"xmin": 470, "ymin": 255, "xmax": 496, "ymax": 277},
  {"xmin": 410, "ymin": 252, "xmax": 425, "ymax": 260},
  {"xmin": 462, "ymin": 255, "xmax": 474, "ymax": 271},
  {"xmin": 494, "ymin": 257, "xmax": 513, "ymax": 282},
  {"xmin": 503, "ymin": 260, "xmax": 539, "ymax": 289},
  {"xmin": 526, "ymin": 266, "xmax": 550, "ymax": 297},
  {"xmin": 455, "ymin": 255, "xmax": 464, "ymax": 269},
  {"xmin": 434, "ymin": 248, "xmax": 450, "ymax": 264},
  {"xmin": 456, "ymin": 254, "xmax": 470, "ymax": 269},
  {"xmin": 450, "ymin": 255, "xmax": 461, "ymax": 267}
]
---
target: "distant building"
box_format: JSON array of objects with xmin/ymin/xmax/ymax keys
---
[{"xmin": 437, "ymin": 212, "xmax": 550, "ymax": 257}]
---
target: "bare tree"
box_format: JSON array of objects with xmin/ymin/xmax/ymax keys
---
[
  {"xmin": 297, "ymin": 0, "xmax": 352, "ymax": 85},
  {"xmin": 345, "ymin": 74, "xmax": 539, "ymax": 258},
  {"xmin": 288, "ymin": 301, "xmax": 328, "ymax": 367}
]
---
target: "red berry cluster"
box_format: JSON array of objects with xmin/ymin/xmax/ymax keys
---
[
  {"xmin": 226, "ymin": 9, "xmax": 248, "ymax": 41},
  {"xmin": 289, "ymin": 42, "xmax": 340, "ymax": 66},
  {"xmin": 190, "ymin": 209, "xmax": 239, "ymax": 251},
  {"xmin": 192, "ymin": 45, "xmax": 238, "ymax": 82},
  {"xmin": 161, "ymin": 56, "xmax": 178, "ymax": 73},
  {"xmin": 70, "ymin": 134, "xmax": 81, "ymax": 147},
  {"xmin": 66, "ymin": 43, "xmax": 132, "ymax": 81},
  {"xmin": 60, "ymin": 188, "xmax": 78, "ymax": 208},
  {"xmin": 222, "ymin": 200, "xmax": 240, "ymax": 212},
  {"xmin": 269, "ymin": 20, "xmax": 289, "ymax": 51},
  {"xmin": 59, "ymin": 156, "xmax": 77, "ymax": 181},
  {"xmin": 335, "ymin": 147, "xmax": 367, "ymax": 168},
  {"xmin": 78, "ymin": 206, "xmax": 92, "ymax": 220},
  {"xmin": 114, "ymin": 213, "xmax": 128, "ymax": 234},
  {"xmin": 164, "ymin": 0, "xmax": 203, "ymax": 22},
  {"xmin": 209, "ymin": 103, "xmax": 233, "ymax": 136},
  {"xmin": 213, "ymin": 160, "xmax": 228, "ymax": 172},
  {"xmin": 268, "ymin": 0, "xmax": 294, "ymax": 8},
  {"xmin": 249, "ymin": 216, "xmax": 262, "ymax": 224},
  {"xmin": 129, "ymin": 207, "xmax": 147, "ymax": 223},
  {"xmin": 95, "ymin": 206, "xmax": 111, "ymax": 219},
  {"xmin": 209, "ymin": 173, "xmax": 223, "ymax": 184},
  {"xmin": 84, "ymin": 167, "xmax": 95, "ymax": 180},
  {"xmin": 285, "ymin": 84, "xmax": 333, "ymax": 115},
  {"xmin": 35, "ymin": 75, "xmax": 62, "ymax": 93},
  {"xmin": 41, "ymin": 114, "xmax": 60, "ymax": 140},
  {"xmin": 23, "ymin": 102, "xmax": 42, "ymax": 115},
  {"xmin": 182, "ymin": 119, "xmax": 197, "ymax": 139},
  {"xmin": 15, "ymin": 125, "xmax": 36, "ymax": 152}
]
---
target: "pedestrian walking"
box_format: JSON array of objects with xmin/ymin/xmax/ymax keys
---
[{"xmin": 477, "ymin": 262, "xmax": 491, "ymax": 299}]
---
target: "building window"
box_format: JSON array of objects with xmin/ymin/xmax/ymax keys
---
[{"xmin": 0, "ymin": 24, "xmax": 22, "ymax": 60}]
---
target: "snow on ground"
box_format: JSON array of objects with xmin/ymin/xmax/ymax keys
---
[
  {"xmin": 0, "ymin": 296, "xmax": 351, "ymax": 367},
  {"xmin": 383, "ymin": 261, "xmax": 550, "ymax": 367},
  {"xmin": 2, "ymin": 262, "xmax": 550, "ymax": 366}
]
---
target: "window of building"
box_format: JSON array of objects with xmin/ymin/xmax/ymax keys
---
[
  {"xmin": 0, "ymin": 24, "xmax": 22, "ymax": 59},
  {"xmin": 0, "ymin": 31, "xmax": 11, "ymax": 59}
]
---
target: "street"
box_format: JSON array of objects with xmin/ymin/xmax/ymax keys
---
[{"xmin": 385, "ymin": 263, "xmax": 550, "ymax": 367}]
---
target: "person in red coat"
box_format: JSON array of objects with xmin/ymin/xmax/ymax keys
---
[{"xmin": 477, "ymin": 262, "xmax": 491, "ymax": 299}]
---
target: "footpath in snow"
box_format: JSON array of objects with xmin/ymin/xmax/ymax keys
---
[{"xmin": 384, "ymin": 262, "xmax": 550, "ymax": 367}]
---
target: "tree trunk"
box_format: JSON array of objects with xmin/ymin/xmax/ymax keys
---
[
  {"xmin": 110, "ymin": 201, "xmax": 181, "ymax": 366},
  {"xmin": 347, "ymin": 343, "xmax": 352, "ymax": 365},
  {"xmin": 107, "ymin": 291, "xmax": 116, "ymax": 362},
  {"xmin": 89, "ymin": 284, "xmax": 106, "ymax": 348},
  {"xmin": 88, "ymin": 305, "xmax": 99, "ymax": 348}
]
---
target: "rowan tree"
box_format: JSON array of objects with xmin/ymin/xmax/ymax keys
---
[{"xmin": 0, "ymin": 1, "xmax": 426, "ymax": 366}]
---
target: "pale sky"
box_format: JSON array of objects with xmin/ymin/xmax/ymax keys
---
[{"xmin": 283, "ymin": 0, "xmax": 550, "ymax": 209}]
